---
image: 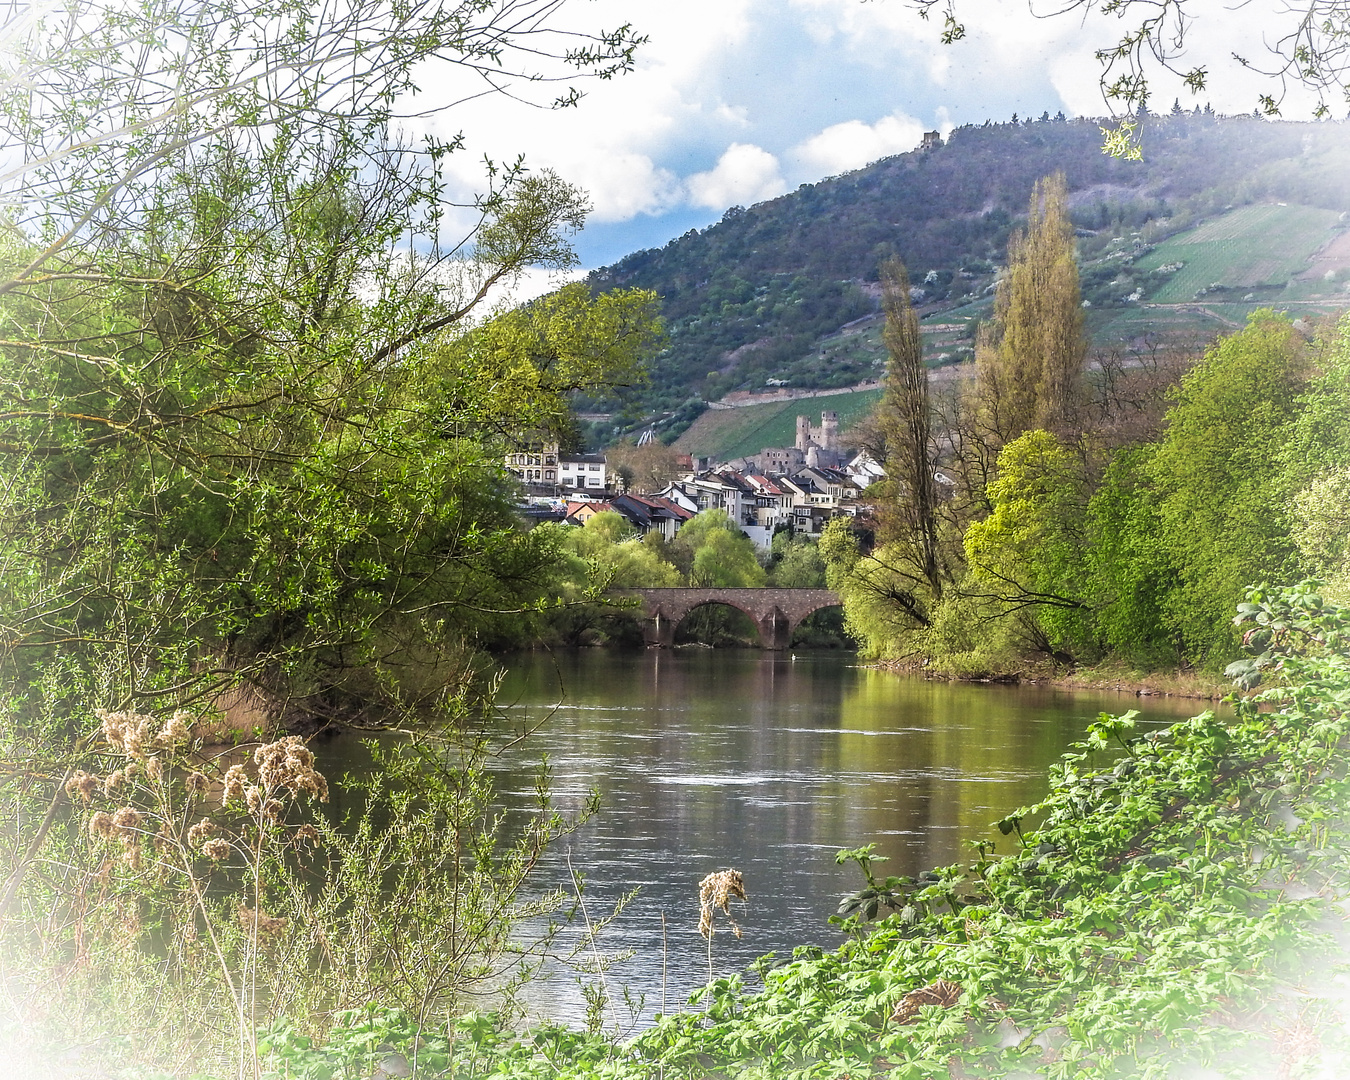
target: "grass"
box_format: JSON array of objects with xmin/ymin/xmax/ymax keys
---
[
  {"xmin": 1134, "ymin": 203, "xmax": 1342, "ymax": 303},
  {"xmin": 674, "ymin": 388, "xmax": 883, "ymax": 460}
]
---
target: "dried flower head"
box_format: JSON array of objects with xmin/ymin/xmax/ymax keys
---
[
  {"xmin": 185, "ymin": 771, "xmax": 209, "ymax": 796},
  {"xmin": 157, "ymin": 709, "xmax": 192, "ymax": 746},
  {"xmin": 245, "ymin": 786, "xmax": 264, "ymax": 815},
  {"xmin": 145, "ymin": 756, "xmax": 163, "ymax": 781},
  {"xmin": 891, "ymin": 979, "xmax": 962, "ymax": 1025},
  {"xmin": 294, "ymin": 823, "xmax": 321, "ymax": 846},
  {"xmin": 96, "ymin": 708, "xmax": 155, "ymax": 759},
  {"xmin": 254, "ymin": 737, "xmax": 329, "ymax": 802},
  {"xmin": 201, "ymin": 837, "xmax": 231, "ymax": 860},
  {"xmin": 102, "ymin": 770, "xmax": 125, "ymax": 797},
  {"xmin": 110, "ymin": 806, "xmax": 142, "ymax": 834},
  {"xmin": 186, "ymin": 818, "xmax": 218, "ymax": 848},
  {"xmin": 65, "ymin": 771, "xmax": 100, "ymax": 804},
  {"xmin": 222, "ymin": 765, "xmax": 248, "ymax": 802},
  {"xmin": 698, "ymin": 869, "xmax": 748, "ymax": 940},
  {"xmin": 88, "ymin": 811, "xmax": 115, "ymax": 841},
  {"xmin": 237, "ymin": 905, "xmax": 289, "ymax": 938}
]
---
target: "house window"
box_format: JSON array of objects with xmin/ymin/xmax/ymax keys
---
[
  {"xmin": 545, "ymin": 470, "xmax": 555, "ymax": 480},
  {"xmin": 589, "ymin": 464, "xmax": 601, "ymax": 472},
  {"xmin": 587, "ymin": 477, "xmax": 601, "ymax": 487}
]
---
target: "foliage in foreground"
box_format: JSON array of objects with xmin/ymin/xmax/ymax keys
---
[{"xmin": 259, "ymin": 581, "xmax": 1350, "ymax": 1078}]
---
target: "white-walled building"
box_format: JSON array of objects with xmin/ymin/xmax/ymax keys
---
[
  {"xmin": 558, "ymin": 453, "xmax": 608, "ymax": 491},
  {"xmin": 504, "ymin": 442, "xmax": 559, "ymax": 486},
  {"xmin": 505, "ymin": 442, "xmax": 608, "ymax": 494}
]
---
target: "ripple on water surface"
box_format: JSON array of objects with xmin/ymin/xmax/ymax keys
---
[{"xmin": 322, "ymin": 648, "xmax": 1216, "ymax": 1029}]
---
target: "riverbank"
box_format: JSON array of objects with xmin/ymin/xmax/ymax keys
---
[{"xmin": 869, "ymin": 656, "xmax": 1231, "ymax": 701}]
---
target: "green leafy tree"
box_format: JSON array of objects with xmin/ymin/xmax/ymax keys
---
[
  {"xmin": 962, "ymin": 430, "xmax": 1095, "ymax": 661},
  {"xmin": 1083, "ymin": 447, "xmax": 1180, "ymax": 665},
  {"xmin": 672, "ymin": 510, "xmax": 767, "ymax": 588},
  {"xmin": 1147, "ymin": 310, "xmax": 1310, "ymax": 664},
  {"xmin": 769, "ymin": 531, "xmax": 827, "ymax": 588},
  {"xmin": 818, "ymin": 518, "xmax": 934, "ymax": 658},
  {"xmin": 972, "ymin": 172, "xmax": 1086, "ymax": 448},
  {"xmin": 537, "ymin": 513, "xmax": 681, "ymax": 644},
  {"xmin": 1280, "ymin": 313, "xmax": 1350, "ymax": 599},
  {"xmin": 559, "ymin": 512, "xmax": 682, "ymax": 590},
  {"xmin": 874, "ymin": 258, "xmax": 948, "ymax": 604}
]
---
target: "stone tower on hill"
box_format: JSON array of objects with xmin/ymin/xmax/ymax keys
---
[{"xmin": 795, "ymin": 410, "xmax": 839, "ymax": 452}]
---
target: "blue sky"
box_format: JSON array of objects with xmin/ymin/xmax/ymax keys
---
[{"xmin": 408, "ymin": 1, "xmax": 1326, "ymax": 292}]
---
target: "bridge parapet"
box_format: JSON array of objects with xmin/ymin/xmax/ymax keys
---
[{"xmin": 618, "ymin": 587, "xmax": 842, "ymax": 650}]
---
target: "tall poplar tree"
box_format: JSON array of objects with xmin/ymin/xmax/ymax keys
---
[
  {"xmin": 877, "ymin": 258, "xmax": 944, "ymax": 601},
  {"xmin": 974, "ymin": 171, "xmax": 1087, "ymax": 446}
]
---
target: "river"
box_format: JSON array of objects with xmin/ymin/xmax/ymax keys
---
[{"xmin": 322, "ymin": 647, "xmax": 1216, "ymax": 1031}]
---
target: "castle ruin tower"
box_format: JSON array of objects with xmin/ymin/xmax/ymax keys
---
[
  {"xmin": 820, "ymin": 410, "xmax": 839, "ymax": 451},
  {"xmin": 795, "ymin": 414, "xmax": 812, "ymax": 452}
]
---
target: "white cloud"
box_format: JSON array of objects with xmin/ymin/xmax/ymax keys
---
[
  {"xmin": 485, "ymin": 265, "xmax": 588, "ymax": 313},
  {"xmin": 404, "ymin": 0, "xmax": 763, "ymax": 224},
  {"xmin": 790, "ymin": 112, "xmax": 925, "ymax": 177},
  {"xmin": 567, "ymin": 153, "xmax": 685, "ymax": 224},
  {"xmin": 685, "ymin": 143, "xmax": 787, "ymax": 211}
]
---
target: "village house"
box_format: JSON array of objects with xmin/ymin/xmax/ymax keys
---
[
  {"xmin": 558, "ymin": 452, "xmax": 608, "ymax": 492},
  {"xmin": 608, "ymin": 493, "xmax": 695, "ymax": 540},
  {"xmin": 505, "ymin": 441, "xmax": 610, "ymax": 497}
]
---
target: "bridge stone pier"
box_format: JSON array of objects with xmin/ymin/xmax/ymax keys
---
[{"xmin": 620, "ymin": 588, "xmax": 842, "ymax": 650}]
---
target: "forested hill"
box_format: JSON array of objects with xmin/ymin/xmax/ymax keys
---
[{"xmin": 587, "ymin": 112, "xmax": 1350, "ymax": 439}]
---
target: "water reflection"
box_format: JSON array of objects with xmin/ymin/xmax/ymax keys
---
[{"xmin": 321, "ymin": 648, "xmax": 1216, "ymax": 1029}]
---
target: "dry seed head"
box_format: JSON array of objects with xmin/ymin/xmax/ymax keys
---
[
  {"xmin": 294, "ymin": 823, "xmax": 321, "ymax": 846},
  {"xmin": 88, "ymin": 811, "xmax": 115, "ymax": 841},
  {"xmin": 145, "ymin": 756, "xmax": 163, "ymax": 781},
  {"xmin": 201, "ymin": 837, "xmax": 231, "ymax": 860},
  {"xmin": 186, "ymin": 818, "xmax": 217, "ymax": 848},
  {"xmin": 185, "ymin": 771, "xmax": 208, "ymax": 796},
  {"xmin": 110, "ymin": 806, "xmax": 142, "ymax": 834},
  {"xmin": 237, "ymin": 905, "xmax": 288, "ymax": 937},
  {"xmin": 96, "ymin": 708, "xmax": 156, "ymax": 758},
  {"xmin": 65, "ymin": 771, "xmax": 100, "ymax": 804},
  {"xmin": 102, "ymin": 771, "xmax": 125, "ymax": 797},
  {"xmin": 891, "ymin": 979, "xmax": 962, "ymax": 1025},
  {"xmin": 222, "ymin": 765, "xmax": 247, "ymax": 802},
  {"xmin": 698, "ymin": 869, "xmax": 748, "ymax": 939},
  {"xmin": 254, "ymin": 736, "xmax": 328, "ymax": 802},
  {"xmin": 157, "ymin": 710, "xmax": 192, "ymax": 746}
]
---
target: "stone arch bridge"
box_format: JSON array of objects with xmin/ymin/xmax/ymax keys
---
[{"xmin": 618, "ymin": 588, "xmax": 842, "ymax": 650}]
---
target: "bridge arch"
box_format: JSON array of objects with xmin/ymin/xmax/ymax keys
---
[{"xmin": 619, "ymin": 588, "xmax": 842, "ymax": 650}]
